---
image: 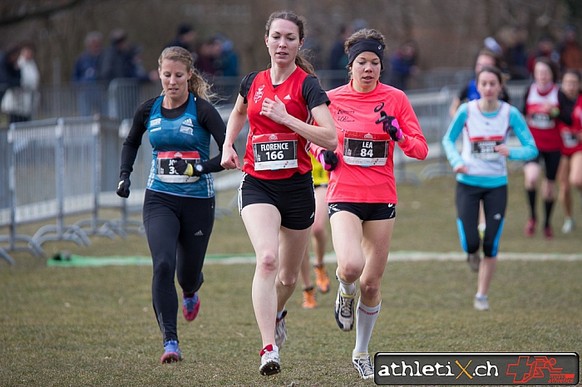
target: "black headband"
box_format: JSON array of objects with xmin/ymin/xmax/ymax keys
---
[{"xmin": 347, "ymin": 38, "xmax": 385, "ymax": 68}]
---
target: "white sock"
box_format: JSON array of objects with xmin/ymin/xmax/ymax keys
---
[
  {"xmin": 336, "ymin": 268, "xmax": 356, "ymax": 295},
  {"xmin": 353, "ymin": 298, "xmax": 381, "ymax": 356}
]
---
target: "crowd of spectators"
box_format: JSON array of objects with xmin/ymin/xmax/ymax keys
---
[
  {"xmin": 70, "ymin": 24, "xmax": 242, "ymax": 115},
  {"xmin": 484, "ymin": 24, "xmax": 582, "ymax": 83},
  {"xmin": 1, "ymin": 20, "xmax": 581, "ymax": 122},
  {"xmin": 312, "ymin": 20, "xmax": 582, "ymax": 92}
]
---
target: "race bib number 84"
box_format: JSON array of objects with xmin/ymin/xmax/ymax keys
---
[{"xmin": 343, "ymin": 130, "xmax": 389, "ymax": 167}]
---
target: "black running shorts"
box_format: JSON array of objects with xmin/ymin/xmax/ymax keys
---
[{"xmin": 239, "ymin": 172, "xmax": 315, "ymax": 230}]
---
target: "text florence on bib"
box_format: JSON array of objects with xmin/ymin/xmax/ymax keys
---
[{"xmin": 252, "ymin": 133, "xmax": 298, "ymax": 170}]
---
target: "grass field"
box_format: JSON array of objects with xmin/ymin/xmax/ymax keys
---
[{"xmin": 1, "ymin": 164, "xmax": 581, "ymax": 386}]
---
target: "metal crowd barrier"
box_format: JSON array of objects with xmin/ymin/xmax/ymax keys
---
[
  {"xmin": 105, "ymin": 118, "xmax": 151, "ymax": 236},
  {"xmin": 1, "ymin": 118, "xmax": 105, "ymax": 262},
  {"xmin": 36, "ymin": 78, "xmax": 240, "ymax": 122},
  {"xmin": 1, "ymin": 118, "xmax": 106, "ymax": 262},
  {"xmin": 0, "ymin": 109, "xmax": 249, "ymax": 265}
]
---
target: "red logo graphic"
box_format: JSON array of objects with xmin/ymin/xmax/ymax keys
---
[{"xmin": 506, "ymin": 356, "xmax": 575, "ymax": 384}]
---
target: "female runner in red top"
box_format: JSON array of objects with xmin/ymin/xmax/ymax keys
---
[
  {"xmin": 522, "ymin": 57, "xmax": 562, "ymax": 238},
  {"xmin": 220, "ymin": 10, "xmax": 336, "ymax": 376}
]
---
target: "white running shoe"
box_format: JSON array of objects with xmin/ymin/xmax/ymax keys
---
[
  {"xmin": 335, "ymin": 286, "xmax": 355, "ymax": 331},
  {"xmin": 259, "ymin": 344, "xmax": 281, "ymax": 376},
  {"xmin": 352, "ymin": 353, "xmax": 374, "ymax": 379},
  {"xmin": 474, "ymin": 295, "xmax": 489, "ymax": 311},
  {"xmin": 275, "ymin": 310, "xmax": 287, "ymax": 349},
  {"xmin": 562, "ymin": 218, "xmax": 575, "ymax": 234}
]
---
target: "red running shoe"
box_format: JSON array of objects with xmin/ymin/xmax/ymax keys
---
[
  {"xmin": 182, "ymin": 292, "xmax": 200, "ymax": 322},
  {"xmin": 524, "ymin": 218, "xmax": 536, "ymax": 237},
  {"xmin": 543, "ymin": 226, "xmax": 553, "ymax": 240},
  {"xmin": 160, "ymin": 340, "xmax": 182, "ymax": 363}
]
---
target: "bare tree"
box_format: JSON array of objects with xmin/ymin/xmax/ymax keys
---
[{"xmin": 0, "ymin": 0, "xmax": 85, "ymax": 27}]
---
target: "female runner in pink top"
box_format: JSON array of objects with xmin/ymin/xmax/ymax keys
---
[{"xmin": 312, "ymin": 28, "xmax": 428, "ymax": 380}]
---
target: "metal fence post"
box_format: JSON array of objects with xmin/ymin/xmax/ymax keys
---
[
  {"xmin": 0, "ymin": 123, "xmax": 45, "ymax": 261},
  {"xmin": 32, "ymin": 118, "xmax": 90, "ymax": 246}
]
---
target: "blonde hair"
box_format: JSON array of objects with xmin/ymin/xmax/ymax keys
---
[
  {"xmin": 265, "ymin": 10, "xmax": 316, "ymax": 76},
  {"xmin": 158, "ymin": 46, "xmax": 216, "ymax": 101}
]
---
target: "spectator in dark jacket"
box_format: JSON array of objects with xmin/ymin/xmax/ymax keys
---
[
  {"xmin": 73, "ymin": 31, "xmax": 105, "ymax": 116},
  {"xmin": 165, "ymin": 23, "xmax": 197, "ymax": 54},
  {"xmin": 0, "ymin": 44, "xmax": 21, "ymax": 102},
  {"xmin": 100, "ymin": 28, "xmax": 140, "ymax": 82},
  {"xmin": 386, "ymin": 40, "xmax": 419, "ymax": 90}
]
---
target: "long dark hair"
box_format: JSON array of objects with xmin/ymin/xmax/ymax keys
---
[
  {"xmin": 476, "ymin": 65, "xmax": 504, "ymax": 85},
  {"xmin": 534, "ymin": 56, "xmax": 559, "ymax": 83},
  {"xmin": 264, "ymin": 10, "xmax": 315, "ymax": 76}
]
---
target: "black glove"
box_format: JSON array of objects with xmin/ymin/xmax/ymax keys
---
[
  {"xmin": 318, "ymin": 150, "xmax": 339, "ymax": 171},
  {"xmin": 116, "ymin": 172, "xmax": 131, "ymax": 198},
  {"xmin": 173, "ymin": 157, "xmax": 204, "ymax": 177}
]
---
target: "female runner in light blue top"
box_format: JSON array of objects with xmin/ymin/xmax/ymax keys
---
[
  {"xmin": 116, "ymin": 46, "xmax": 227, "ymax": 363},
  {"xmin": 442, "ymin": 65, "xmax": 538, "ymax": 311}
]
